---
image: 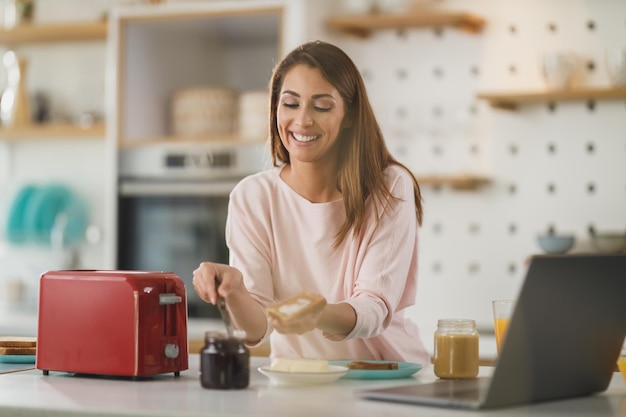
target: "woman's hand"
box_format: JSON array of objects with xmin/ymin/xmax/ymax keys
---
[
  {"xmin": 269, "ymin": 299, "xmax": 357, "ymax": 338},
  {"xmin": 192, "ymin": 262, "xmax": 244, "ymax": 304},
  {"xmin": 270, "ymin": 307, "xmax": 325, "ymax": 335}
]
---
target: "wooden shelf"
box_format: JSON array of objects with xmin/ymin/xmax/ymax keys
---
[
  {"xmin": 0, "ymin": 22, "xmax": 107, "ymax": 45},
  {"xmin": 325, "ymin": 11, "xmax": 485, "ymax": 38},
  {"xmin": 416, "ymin": 175, "xmax": 491, "ymax": 190},
  {"xmin": 119, "ymin": 135, "xmax": 267, "ymax": 149},
  {"xmin": 477, "ymin": 87, "xmax": 626, "ymax": 110},
  {"xmin": 0, "ymin": 122, "xmax": 105, "ymax": 140}
]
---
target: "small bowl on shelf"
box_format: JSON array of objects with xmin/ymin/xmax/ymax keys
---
[
  {"xmin": 590, "ymin": 232, "xmax": 626, "ymax": 254},
  {"xmin": 536, "ymin": 234, "xmax": 575, "ymax": 254}
]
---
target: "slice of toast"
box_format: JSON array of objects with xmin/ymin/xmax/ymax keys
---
[
  {"xmin": 266, "ymin": 291, "xmax": 326, "ymax": 326},
  {"xmin": 346, "ymin": 361, "xmax": 399, "ymax": 370},
  {"xmin": 0, "ymin": 346, "xmax": 36, "ymax": 355},
  {"xmin": 0, "ymin": 336, "xmax": 36, "ymax": 348}
]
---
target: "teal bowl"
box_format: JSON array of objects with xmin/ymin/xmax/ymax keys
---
[{"xmin": 537, "ymin": 235, "xmax": 575, "ymax": 254}]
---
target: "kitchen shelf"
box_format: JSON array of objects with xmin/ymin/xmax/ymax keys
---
[
  {"xmin": 477, "ymin": 87, "xmax": 626, "ymax": 110},
  {"xmin": 325, "ymin": 11, "xmax": 485, "ymax": 38},
  {"xmin": 119, "ymin": 135, "xmax": 268, "ymax": 149},
  {"xmin": 416, "ymin": 174, "xmax": 491, "ymax": 190},
  {"xmin": 0, "ymin": 122, "xmax": 105, "ymax": 141},
  {"xmin": 0, "ymin": 21, "xmax": 107, "ymax": 45}
]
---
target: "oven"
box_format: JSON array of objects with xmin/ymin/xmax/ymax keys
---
[{"xmin": 116, "ymin": 141, "xmax": 269, "ymax": 318}]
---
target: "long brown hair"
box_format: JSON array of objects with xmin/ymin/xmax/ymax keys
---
[{"xmin": 268, "ymin": 40, "xmax": 423, "ymax": 247}]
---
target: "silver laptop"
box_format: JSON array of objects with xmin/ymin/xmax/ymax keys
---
[{"xmin": 357, "ymin": 254, "xmax": 626, "ymax": 409}]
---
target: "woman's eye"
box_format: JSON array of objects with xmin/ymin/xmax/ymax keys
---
[
  {"xmin": 315, "ymin": 106, "xmax": 332, "ymax": 113},
  {"xmin": 282, "ymin": 103, "xmax": 298, "ymax": 109}
]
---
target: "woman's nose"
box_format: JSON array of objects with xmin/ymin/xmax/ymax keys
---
[{"xmin": 295, "ymin": 106, "xmax": 314, "ymax": 127}]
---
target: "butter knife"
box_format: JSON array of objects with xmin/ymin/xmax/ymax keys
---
[{"xmin": 215, "ymin": 282, "xmax": 234, "ymax": 338}]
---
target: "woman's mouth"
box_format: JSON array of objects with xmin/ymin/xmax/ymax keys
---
[{"xmin": 292, "ymin": 132, "xmax": 320, "ymax": 143}]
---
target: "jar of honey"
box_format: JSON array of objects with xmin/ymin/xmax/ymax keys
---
[
  {"xmin": 433, "ymin": 319, "xmax": 479, "ymax": 379},
  {"xmin": 200, "ymin": 330, "xmax": 250, "ymax": 389}
]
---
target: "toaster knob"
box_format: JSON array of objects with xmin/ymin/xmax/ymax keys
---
[{"xmin": 164, "ymin": 343, "xmax": 180, "ymax": 359}]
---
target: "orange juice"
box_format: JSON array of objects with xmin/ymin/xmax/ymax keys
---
[
  {"xmin": 493, "ymin": 317, "xmax": 509, "ymax": 354},
  {"xmin": 618, "ymin": 357, "xmax": 626, "ymax": 382}
]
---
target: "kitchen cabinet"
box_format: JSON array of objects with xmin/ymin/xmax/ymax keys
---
[
  {"xmin": 0, "ymin": 21, "xmax": 107, "ymax": 140},
  {"xmin": 104, "ymin": 0, "xmax": 325, "ymax": 271},
  {"xmin": 111, "ymin": 3, "xmax": 286, "ymax": 149},
  {"xmin": 326, "ymin": 10, "xmax": 485, "ymax": 37},
  {"xmin": 477, "ymin": 87, "xmax": 626, "ymax": 110}
]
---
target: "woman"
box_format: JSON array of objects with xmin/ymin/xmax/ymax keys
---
[{"xmin": 193, "ymin": 40, "xmax": 429, "ymax": 364}]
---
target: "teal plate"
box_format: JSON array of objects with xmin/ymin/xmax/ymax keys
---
[
  {"xmin": 0, "ymin": 355, "xmax": 36, "ymax": 364},
  {"xmin": 329, "ymin": 360, "xmax": 422, "ymax": 380}
]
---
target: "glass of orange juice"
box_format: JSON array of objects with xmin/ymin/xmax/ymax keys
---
[
  {"xmin": 618, "ymin": 344, "xmax": 626, "ymax": 382},
  {"xmin": 492, "ymin": 300, "xmax": 515, "ymax": 355}
]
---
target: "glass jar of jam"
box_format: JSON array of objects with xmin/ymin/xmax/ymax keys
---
[
  {"xmin": 433, "ymin": 319, "xmax": 479, "ymax": 379},
  {"xmin": 200, "ymin": 330, "xmax": 250, "ymax": 389}
]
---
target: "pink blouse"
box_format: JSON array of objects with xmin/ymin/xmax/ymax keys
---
[{"xmin": 225, "ymin": 164, "xmax": 429, "ymax": 364}]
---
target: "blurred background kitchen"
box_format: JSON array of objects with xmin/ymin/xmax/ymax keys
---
[{"xmin": 0, "ymin": 0, "xmax": 625, "ymax": 359}]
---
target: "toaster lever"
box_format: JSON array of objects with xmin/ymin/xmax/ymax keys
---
[{"xmin": 159, "ymin": 293, "xmax": 182, "ymax": 305}]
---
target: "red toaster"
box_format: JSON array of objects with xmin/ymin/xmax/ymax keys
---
[{"xmin": 36, "ymin": 270, "xmax": 188, "ymax": 377}]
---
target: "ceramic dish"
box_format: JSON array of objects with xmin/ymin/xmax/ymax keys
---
[
  {"xmin": 329, "ymin": 360, "xmax": 422, "ymax": 380},
  {"xmin": 6, "ymin": 185, "xmax": 38, "ymax": 244},
  {"xmin": 536, "ymin": 234, "xmax": 575, "ymax": 254},
  {"xmin": 258, "ymin": 365, "xmax": 349, "ymax": 386},
  {"xmin": 0, "ymin": 355, "xmax": 36, "ymax": 364},
  {"xmin": 20, "ymin": 184, "xmax": 88, "ymax": 246}
]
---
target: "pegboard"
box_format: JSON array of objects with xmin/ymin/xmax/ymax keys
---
[{"xmin": 321, "ymin": 0, "xmax": 626, "ymax": 345}]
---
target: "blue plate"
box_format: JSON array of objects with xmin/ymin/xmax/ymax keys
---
[
  {"xmin": 329, "ymin": 360, "xmax": 422, "ymax": 380},
  {"xmin": 24, "ymin": 184, "xmax": 73, "ymax": 244},
  {"xmin": 6, "ymin": 185, "xmax": 38, "ymax": 244},
  {"xmin": 22, "ymin": 184, "xmax": 88, "ymax": 246},
  {"xmin": 0, "ymin": 354, "xmax": 36, "ymax": 364}
]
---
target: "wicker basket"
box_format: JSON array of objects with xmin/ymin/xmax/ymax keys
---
[
  {"xmin": 171, "ymin": 86, "xmax": 238, "ymax": 138},
  {"xmin": 237, "ymin": 89, "xmax": 269, "ymax": 142}
]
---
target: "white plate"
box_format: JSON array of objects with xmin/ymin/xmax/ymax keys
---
[{"xmin": 258, "ymin": 365, "xmax": 349, "ymax": 386}]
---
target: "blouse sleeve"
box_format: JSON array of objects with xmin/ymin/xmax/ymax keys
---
[
  {"xmin": 342, "ymin": 167, "xmax": 419, "ymax": 340},
  {"xmin": 225, "ymin": 175, "xmax": 276, "ymax": 343}
]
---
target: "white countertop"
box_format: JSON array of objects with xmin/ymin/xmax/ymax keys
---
[{"xmin": 0, "ymin": 355, "xmax": 625, "ymax": 417}]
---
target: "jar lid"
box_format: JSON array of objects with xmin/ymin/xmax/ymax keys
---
[
  {"xmin": 204, "ymin": 331, "xmax": 227, "ymax": 342},
  {"xmin": 204, "ymin": 330, "xmax": 248, "ymax": 342},
  {"xmin": 232, "ymin": 329, "xmax": 247, "ymax": 341},
  {"xmin": 437, "ymin": 318, "xmax": 476, "ymax": 328}
]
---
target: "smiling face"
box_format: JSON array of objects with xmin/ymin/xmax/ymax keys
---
[{"xmin": 277, "ymin": 64, "xmax": 348, "ymax": 168}]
